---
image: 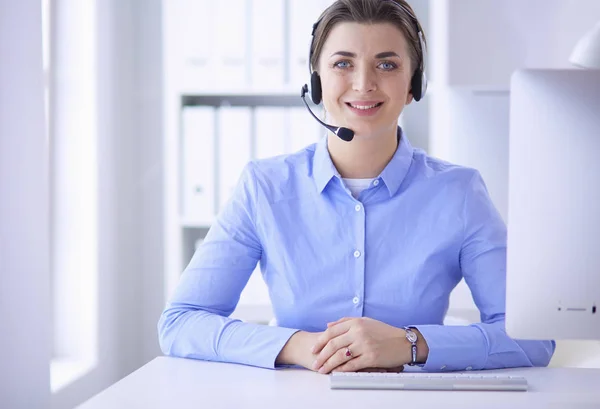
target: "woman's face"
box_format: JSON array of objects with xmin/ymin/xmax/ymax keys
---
[{"xmin": 318, "ymin": 22, "xmax": 414, "ymax": 140}]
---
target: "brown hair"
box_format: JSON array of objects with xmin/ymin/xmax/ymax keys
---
[{"xmin": 309, "ymin": 0, "xmax": 426, "ymax": 76}]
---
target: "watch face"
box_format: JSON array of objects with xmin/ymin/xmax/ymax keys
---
[{"xmin": 405, "ymin": 330, "xmax": 417, "ymax": 343}]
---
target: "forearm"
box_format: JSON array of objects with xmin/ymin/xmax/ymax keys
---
[
  {"xmin": 413, "ymin": 320, "xmax": 555, "ymax": 371},
  {"xmin": 158, "ymin": 306, "xmax": 298, "ymax": 369}
]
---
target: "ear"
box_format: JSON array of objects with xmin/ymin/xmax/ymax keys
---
[{"xmin": 405, "ymin": 92, "xmax": 414, "ymax": 105}]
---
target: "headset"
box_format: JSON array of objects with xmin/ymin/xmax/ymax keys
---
[{"xmin": 300, "ymin": 0, "xmax": 427, "ymax": 142}]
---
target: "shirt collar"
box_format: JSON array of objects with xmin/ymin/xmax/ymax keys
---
[
  {"xmin": 312, "ymin": 126, "xmax": 415, "ymax": 197},
  {"xmin": 379, "ymin": 127, "xmax": 414, "ymax": 197},
  {"xmin": 313, "ymin": 135, "xmax": 341, "ymax": 193}
]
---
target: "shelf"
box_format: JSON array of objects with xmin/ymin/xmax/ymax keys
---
[
  {"xmin": 428, "ymin": 82, "xmax": 510, "ymax": 94},
  {"xmin": 180, "ymin": 219, "xmax": 212, "ymax": 229},
  {"xmin": 181, "ymin": 92, "xmax": 311, "ymax": 108},
  {"xmin": 178, "ymin": 84, "xmax": 306, "ymax": 96}
]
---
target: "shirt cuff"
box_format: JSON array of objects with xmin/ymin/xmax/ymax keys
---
[
  {"xmin": 412, "ymin": 324, "xmax": 488, "ymax": 372},
  {"xmin": 253, "ymin": 326, "xmax": 301, "ymax": 369}
]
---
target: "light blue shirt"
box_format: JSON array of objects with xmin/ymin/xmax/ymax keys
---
[{"xmin": 158, "ymin": 128, "xmax": 555, "ymax": 371}]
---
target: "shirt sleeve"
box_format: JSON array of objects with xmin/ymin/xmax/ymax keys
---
[
  {"xmin": 157, "ymin": 162, "xmax": 299, "ymax": 369},
  {"xmin": 413, "ymin": 170, "xmax": 556, "ymax": 371}
]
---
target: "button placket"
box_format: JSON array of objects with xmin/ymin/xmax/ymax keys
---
[{"xmin": 352, "ymin": 201, "xmax": 366, "ymax": 312}]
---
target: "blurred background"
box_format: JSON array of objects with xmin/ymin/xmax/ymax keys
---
[{"xmin": 1, "ymin": 0, "xmax": 600, "ymax": 407}]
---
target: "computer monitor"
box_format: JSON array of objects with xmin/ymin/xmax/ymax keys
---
[{"xmin": 506, "ymin": 69, "xmax": 600, "ymax": 341}]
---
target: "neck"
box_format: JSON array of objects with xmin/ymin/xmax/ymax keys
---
[{"xmin": 327, "ymin": 125, "xmax": 398, "ymax": 179}]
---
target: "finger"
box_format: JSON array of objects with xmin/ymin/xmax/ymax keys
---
[
  {"xmin": 311, "ymin": 321, "xmax": 352, "ymax": 354},
  {"xmin": 385, "ymin": 366, "xmax": 405, "ymax": 373},
  {"xmin": 356, "ymin": 367, "xmax": 387, "ymax": 373},
  {"xmin": 327, "ymin": 317, "xmax": 354, "ymax": 328},
  {"xmin": 318, "ymin": 344, "xmax": 358, "ymax": 374},
  {"xmin": 312, "ymin": 332, "xmax": 353, "ymax": 371},
  {"xmin": 334, "ymin": 364, "xmax": 405, "ymax": 373},
  {"xmin": 325, "ymin": 353, "xmax": 366, "ymax": 374}
]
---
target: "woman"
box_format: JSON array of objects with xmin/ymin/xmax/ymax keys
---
[{"xmin": 158, "ymin": 0, "xmax": 555, "ymax": 374}]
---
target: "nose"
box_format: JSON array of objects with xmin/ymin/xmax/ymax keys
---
[{"xmin": 352, "ymin": 65, "xmax": 377, "ymax": 93}]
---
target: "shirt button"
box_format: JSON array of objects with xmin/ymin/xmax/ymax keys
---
[
  {"xmin": 373, "ymin": 179, "xmax": 380, "ymax": 186},
  {"xmin": 353, "ymin": 250, "xmax": 361, "ymax": 258},
  {"xmin": 465, "ymin": 366, "xmax": 472, "ymax": 371},
  {"xmin": 354, "ymin": 204, "xmax": 361, "ymax": 211},
  {"xmin": 352, "ymin": 297, "xmax": 360, "ymax": 304}
]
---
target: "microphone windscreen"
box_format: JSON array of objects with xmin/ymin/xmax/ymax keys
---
[{"xmin": 336, "ymin": 127, "xmax": 354, "ymax": 142}]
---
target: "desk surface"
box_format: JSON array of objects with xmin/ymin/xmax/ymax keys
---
[{"xmin": 78, "ymin": 357, "xmax": 600, "ymax": 409}]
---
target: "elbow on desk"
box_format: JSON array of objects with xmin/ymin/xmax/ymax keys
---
[
  {"xmin": 157, "ymin": 305, "xmax": 224, "ymax": 361},
  {"xmin": 157, "ymin": 308, "xmax": 178, "ymax": 356},
  {"xmin": 538, "ymin": 340, "xmax": 557, "ymax": 367},
  {"xmin": 157, "ymin": 306, "xmax": 197, "ymax": 357},
  {"xmin": 521, "ymin": 339, "xmax": 557, "ymax": 368}
]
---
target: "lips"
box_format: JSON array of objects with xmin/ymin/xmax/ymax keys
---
[
  {"xmin": 345, "ymin": 101, "xmax": 384, "ymax": 116},
  {"xmin": 346, "ymin": 101, "xmax": 384, "ymax": 110}
]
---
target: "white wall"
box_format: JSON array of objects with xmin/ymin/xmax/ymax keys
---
[
  {"xmin": 0, "ymin": 1, "xmax": 51, "ymax": 408},
  {"xmin": 51, "ymin": 1, "xmax": 164, "ymax": 407},
  {"xmin": 428, "ymin": 0, "xmax": 600, "ymax": 366},
  {"xmin": 136, "ymin": 0, "xmax": 167, "ymax": 367}
]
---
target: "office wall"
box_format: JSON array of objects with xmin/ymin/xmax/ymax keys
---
[
  {"xmin": 0, "ymin": 1, "xmax": 51, "ymax": 408},
  {"xmin": 51, "ymin": 1, "xmax": 164, "ymax": 407},
  {"xmin": 136, "ymin": 0, "xmax": 167, "ymax": 367},
  {"xmin": 428, "ymin": 0, "xmax": 600, "ymax": 367}
]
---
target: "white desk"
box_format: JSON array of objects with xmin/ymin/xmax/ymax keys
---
[{"xmin": 78, "ymin": 356, "xmax": 600, "ymax": 409}]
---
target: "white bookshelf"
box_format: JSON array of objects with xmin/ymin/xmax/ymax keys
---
[
  {"xmin": 163, "ymin": 0, "xmax": 337, "ymax": 323},
  {"xmin": 162, "ymin": 0, "xmax": 600, "ymax": 329},
  {"xmin": 162, "ymin": 0, "xmax": 435, "ymax": 324}
]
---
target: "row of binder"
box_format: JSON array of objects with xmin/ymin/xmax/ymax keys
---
[
  {"xmin": 170, "ymin": 0, "xmax": 335, "ymax": 89},
  {"xmin": 182, "ymin": 106, "xmax": 323, "ymax": 224}
]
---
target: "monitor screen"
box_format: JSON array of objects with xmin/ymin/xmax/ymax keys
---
[{"xmin": 506, "ymin": 69, "xmax": 600, "ymax": 340}]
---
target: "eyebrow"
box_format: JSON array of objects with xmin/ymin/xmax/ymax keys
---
[{"xmin": 330, "ymin": 51, "xmax": 401, "ymax": 59}]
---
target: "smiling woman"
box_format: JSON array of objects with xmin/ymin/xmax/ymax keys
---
[
  {"xmin": 158, "ymin": 0, "xmax": 555, "ymax": 376},
  {"xmin": 319, "ymin": 23, "xmax": 413, "ymax": 148}
]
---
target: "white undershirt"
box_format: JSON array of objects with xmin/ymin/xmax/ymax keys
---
[{"xmin": 342, "ymin": 178, "xmax": 375, "ymax": 199}]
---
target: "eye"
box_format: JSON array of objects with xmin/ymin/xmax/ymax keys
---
[
  {"xmin": 378, "ymin": 61, "xmax": 397, "ymax": 71},
  {"xmin": 333, "ymin": 60, "xmax": 352, "ymax": 69}
]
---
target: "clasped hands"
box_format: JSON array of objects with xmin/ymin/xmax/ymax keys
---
[{"xmin": 282, "ymin": 317, "xmax": 413, "ymax": 374}]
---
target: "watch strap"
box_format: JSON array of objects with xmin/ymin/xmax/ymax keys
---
[{"xmin": 403, "ymin": 326, "xmax": 418, "ymax": 366}]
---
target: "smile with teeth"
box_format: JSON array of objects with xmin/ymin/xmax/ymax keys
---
[{"xmin": 347, "ymin": 102, "xmax": 383, "ymax": 110}]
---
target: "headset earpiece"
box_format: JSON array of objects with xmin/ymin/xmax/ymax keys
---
[
  {"xmin": 310, "ymin": 71, "xmax": 323, "ymax": 105},
  {"xmin": 411, "ymin": 67, "xmax": 427, "ymax": 102},
  {"xmin": 411, "ymin": 30, "xmax": 428, "ymax": 101}
]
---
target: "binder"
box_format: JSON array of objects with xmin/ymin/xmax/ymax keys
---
[
  {"xmin": 215, "ymin": 0, "xmax": 249, "ymax": 88},
  {"xmin": 217, "ymin": 107, "xmax": 252, "ymax": 210},
  {"xmin": 181, "ymin": 106, "xmax": 216, "ymax": 224},
  {"xmin": 287, "ymin": 106, "xmax": 323, "ymax": 152},
  {"xmin": 255, "ymin": 107, "xmax": 288, "ymax": 159},
  {"xmin": 251, "ymin": 0, "xmax": 285, "ymax": 87},
  {"xmin": 288, "ymin": 0, "xmax": 325, "ymax": 87},
  {"xmin": 175, "ymin": 0, "xmax": 216, "ymax": 88}
]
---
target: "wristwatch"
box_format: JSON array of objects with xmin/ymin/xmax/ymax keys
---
[{"xmin": 403, "ymin": 326, "xmax": 419, "ymax": 366}]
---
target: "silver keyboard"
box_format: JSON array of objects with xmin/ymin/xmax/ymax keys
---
[{"xmin": 330, "ymin": 372, "xmax": 528, "ymax": 391}]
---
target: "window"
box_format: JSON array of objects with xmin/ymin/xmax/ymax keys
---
[{"xmin": 44, "ymin": 0, "xmax": 100, "ymax": 392}]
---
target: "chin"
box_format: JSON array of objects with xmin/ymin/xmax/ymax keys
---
[{"xmin": 346, "ymin": 122, "xmax": 397, "ymax": 140}]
